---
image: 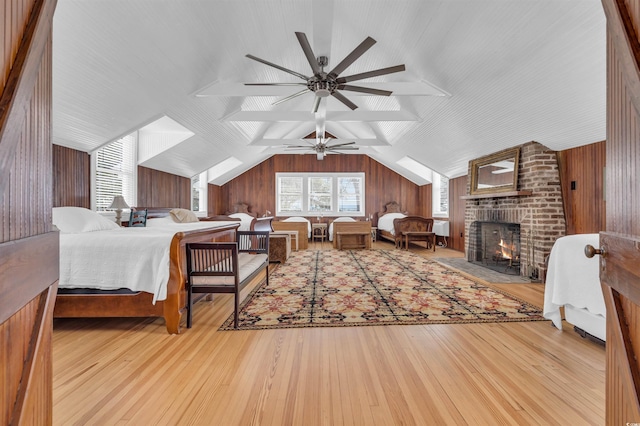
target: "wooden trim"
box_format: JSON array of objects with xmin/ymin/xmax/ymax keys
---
[
  {"xmin": 0, "ymin": 232, "xmax": 59, "ymax": 324},
  {"xmin": 460, "ymin": 190, "xmax": 532, "ymax": 200},
  {"xmin": 0, "ymin": 0, "xmax": 57, "ymax": 195},
  {"xmin": 601, "ymin": 232, "xmax": 640, "ymax": 305},
  {"xmin": 602, "ymin": 0, "xmax": 640, "ymax": 115},
  {"xmin": 12, "ymin": 284, "xmax": 57, "ymax": 424}
]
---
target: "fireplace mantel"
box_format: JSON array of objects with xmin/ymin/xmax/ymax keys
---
[{"xmin": 460, "ymin": 190, "xmax": 532, "ymax": 200}]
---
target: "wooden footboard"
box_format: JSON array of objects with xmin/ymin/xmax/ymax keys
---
[
  {"xmin": 54, "ymin": 223, "xmax": 238, "ymax": 334},
  {"xmin": 332, "ymin": 221, "xmax": 372, "ymax": 249},
  {"xmin": 272, "ymin": 221, "xmax": 309, "ymax": 249}
]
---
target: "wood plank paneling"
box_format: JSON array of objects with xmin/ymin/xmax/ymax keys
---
[
  {"xmin": 448, "ymin": 175, "xmax": 467, "ymax": 252},
  {"xmin": 602, "ymin": 0, "xmax": 640, "ymax": 423},
  {"xmin": 137, "ymin": 166, "xmax": 190, "ymax": 208},
  {"xmin": 207, "ymin": 183, "xmax": 224, "ymax": 215},
  {"xmin": 557, "ymin": 141, "xmax": 606, "ymax": 235},
  {"xmin": 52, "ymin": 144, "xmax": 90, "ymax": 208},
  {"xmin": 1, "ymin": 0, "xmax": 56, "ymax": 424},
  {"xmin": 221, "ymin": 154, "xmax": 422, "ymax": 221}
]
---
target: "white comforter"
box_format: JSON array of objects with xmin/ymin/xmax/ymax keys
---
[
  {"xmin": 543, "ymin": 233, "xmax": 606, "ymax": 330},
  {"xmin": 59, "ymin": 221, "xmax": 234, "ymax": 303},
  {"xmin": 377, "ymin": 213, "xmax": 406, "ymax": 236}
]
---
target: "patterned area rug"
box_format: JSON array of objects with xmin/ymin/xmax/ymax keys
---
[{"xmin": 219, "ymin": 249, "xmax": 545, "ymax": 330}]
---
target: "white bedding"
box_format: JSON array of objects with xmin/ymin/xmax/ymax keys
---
[
  {"xmin": 228, "ymin": 212, "xmax": 254, "ymax": 231},
  {"xmin": 282, "ymin": 216, "xmax": 311, "ymax": 238},
  {"xmin": 328, "ymin": 217, "xmax": 356, "ymax": 241},
  {"xmin": 543, "ymin": 233, "xmax": 606, "ymax": 333},
  {"xmin": 377, "ymin": 213, "xmax": 406, "ymax": 236},
  {"xmin": 59, "ymin": 221, "xmax": 234, "ymax": 303}
]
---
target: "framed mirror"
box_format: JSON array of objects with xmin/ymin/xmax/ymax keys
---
[{"xmin": 469, "ymin": 147, "xmax": 520, "ymax": 195}]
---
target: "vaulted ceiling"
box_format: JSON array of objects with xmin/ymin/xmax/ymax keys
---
[{"xmin": 52, "ymin": 0, "xmax": 606, "ymax": 185}]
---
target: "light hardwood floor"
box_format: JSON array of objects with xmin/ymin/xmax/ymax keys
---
[{"xmin": 52, "ymin": 241, "xmax": 605, "ymax": 425}]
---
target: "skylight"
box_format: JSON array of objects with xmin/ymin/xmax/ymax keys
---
[
  {"xmin": 207, "ymin": 157, "xmax": 243, "ymax": 181},
  {"xmin": 397, "ymin": 156, "xmax": 433, "ymax": 182},
  {"xmin": 137, "ymin": 116, "xmax": 195, "ymax": 163}
]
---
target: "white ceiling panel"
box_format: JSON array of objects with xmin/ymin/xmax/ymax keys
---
[{"xmin": 52, "ymin": 0, "xmax": 606, "ymax": 180}]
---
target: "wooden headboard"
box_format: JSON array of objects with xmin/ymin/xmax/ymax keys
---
[
  {"xmin": 375, "ymin": 201, "xmax": 404, "ymax": 225},
  {"xmin": 225, "ymin": 203, "xmax": 257, "ymax": 218}
]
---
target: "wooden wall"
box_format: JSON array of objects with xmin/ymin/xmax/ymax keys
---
[
  {"xmin": 220, "ymin": 154, "xmax": 423, "ymax": 220},
  {"xmin": 137, "ymin": 166, "xmax": 191, "ymax": 208},
  {"xmin": 1, "ymin": 0, "xmax": 58, "ymax": 423},
  {"xmin": 53, "ymin": 144, "xmax": 90, "ymax": 208},
  {"xmin": 448, "ymin": 176, "xmax": 467, "ymax": 252},
  {"xmin": 601, "ymin": 0, "xmax": 640, "ymax": 422},
  {"xmin": 557, "ymin": 141, "xmax": 606, "ymax": 235},
  {"xmin": 208, "ymin": 184, "xmax": 224, "ymax": 215}
]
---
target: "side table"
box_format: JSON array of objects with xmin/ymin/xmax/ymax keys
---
[{"xmin": 312, "ymin": 223, "xmax": 328, "ymax": 247}]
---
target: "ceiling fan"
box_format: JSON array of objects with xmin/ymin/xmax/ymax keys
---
[
  {"xmin": 245, "ymin": 32, "xmax": 405, "ymax": 112},
  {"xmin": 285, "ymin": 137, "xmax": 359, "ymax": 160}
]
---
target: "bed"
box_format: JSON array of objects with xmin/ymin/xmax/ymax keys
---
[
  {"xmin": 53, "ymin": 207, "xmax": 240, "ymax": 334},
  {"xmin": 375, "ymin": 202, "xmax": 407, "ymax": 245},
  {"xmin": 543, "ymin": 233, "xmax": 606, "ymax": 341},
  {"xmin": 330, "ymin": 219, "xmax": 372, "ymax": 249},
  {"xmin": 271, "ymin": 217, "xmax": 311, "ymax": 250},
  {"xmin": 328, "ymin": 217, "xmax": 357, "ymax": 241},
  {"xmin": 224, "ymin": 202, "xmax": 273, "ymax": 232}
]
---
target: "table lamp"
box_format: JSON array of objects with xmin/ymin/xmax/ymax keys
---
[{"xmin": 108, "ymin": 195, "xmax": 130, "ymax": 226}]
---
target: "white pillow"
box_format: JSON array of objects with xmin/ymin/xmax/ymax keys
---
[
  {"xmin": 169, "ymin": 208, "xmax": 199, "ymax": 223},
  {"xmin": 52, "ymin": 207, "xmax": 121, "ymax": 233}
]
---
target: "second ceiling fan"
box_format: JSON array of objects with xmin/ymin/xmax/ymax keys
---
[{"xmin": 245, "ymin": 32, "xmax": 405, "ymax": 112}]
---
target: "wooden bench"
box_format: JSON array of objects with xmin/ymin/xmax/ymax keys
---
[
  {"xmin": 186, "ymin": 231, "xmax": 269, "ymax": 329},
  {"xmin": 392, "ymin": 216, "xmax": 435, "ymax": 249},
  {"xmin": 402, "ymin": 231, "xmax": 436, "ymax": 251},
  {"xmin": 337, "ymin": 231, "xmax": 371, "ymax": 250}
]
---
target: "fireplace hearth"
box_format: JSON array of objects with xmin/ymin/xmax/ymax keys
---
[{"xmin": 468, "ymin": 221, "xmax": 521, "ymax": 275}]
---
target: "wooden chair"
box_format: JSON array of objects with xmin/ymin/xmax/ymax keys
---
[
  {"xmin": 128, "ymin": 208, "xmax": 147, "ymax": 227},
  {"xmin": 185, "ymin": 231, "xmax": 269, "ymax": 328}
]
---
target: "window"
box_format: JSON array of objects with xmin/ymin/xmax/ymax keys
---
[
  {"xmin": 309, "ymin": 177, "xmax": 332, "ymax": 212},
  {"xmin": 276, "ymin": 173, "xmax": 365, "ymax": 216},
  {"xmin": 432, "ymin": 173, "xmax": 449, "ymax": 217},
  {"xmin": 338, "ymin": 177, "xmax": 362, "ymax": 213},
  {"xmin": 93, "ymin": 133, "xmax": 137, "ymax": 211},
  {"xmin": 277, "ymin": 176, "xmax": 303, "ymax": 213},
  {"xmin": 191, "ymin": 171, "xmax": 208, "ymax": 213}
]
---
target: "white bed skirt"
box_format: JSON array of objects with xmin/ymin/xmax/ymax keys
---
[{"xmin": 564, "ymin": 305, "xmax": 606, "ymax": 341}]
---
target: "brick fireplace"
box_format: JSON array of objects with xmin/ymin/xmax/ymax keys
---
[{"xmin": 464, "ymin": 142, "xmax": 566, "ymax": 280}]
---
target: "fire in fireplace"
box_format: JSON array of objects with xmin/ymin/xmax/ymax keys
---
[{"xmin": 468, "ymin": 221, "xmax": 521, "ymax": 275}]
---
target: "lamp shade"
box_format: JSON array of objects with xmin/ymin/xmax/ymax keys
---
[{"xmin": 108, "ymin": 195, "xmax": 130, "ymax": 209}]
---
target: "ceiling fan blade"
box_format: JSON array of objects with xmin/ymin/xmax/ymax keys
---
[
  {"xmin": 327, "ymin": 146, "xmax": 359, "ymax": 151},
  {"xmin": 246, "ymin": 54, "xmax": 309, "ymax": 81},
  {"xmin": 331, "ymin": 91, "xmax": 358, "ymax": 110},
  {"xmin": 327, "ymin": 141, "xmax": 356, "ymax": 148},
  {"xmin": 272, "ymin": 88, "xmax": 311, "ymax": 106},
  {"xmin": 295, "ymin": 32, "xmax": 322, "ymax": 75},
  {"xmin": 328, "ymin": 36, "xmax": 377, "ymax": 78},
  {"xmin": 285, "ymin": 139, "xmax": 316, "ymax": 147},
  {"xmin": 311, "ymin": 96, "xmax": 322, "ymax": 113},
  {"xmin": 336, "ymin": 64, "xmax": 406, "ymax": 84},
  {"xmin": 338, "ymin": 84, "xmax": 392, "ymax": 96},
  {"xmin": 245, "ymin": 83, "xmax": 307, "ymax": 86},
  {"xmin": 285, "ymin": 147, "xmax": 314, "ymax": 150}
]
